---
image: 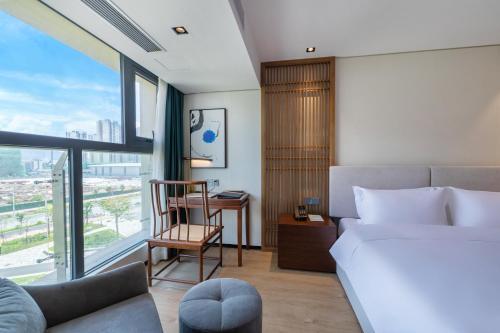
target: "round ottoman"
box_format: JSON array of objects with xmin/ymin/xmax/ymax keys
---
[{"xmin": 179, "ymin": 278, "xmax": 262, "ymax": 333}]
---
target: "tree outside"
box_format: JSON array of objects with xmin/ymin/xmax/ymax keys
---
[
  {"xmin": 98, "ymin": 197, "xmax": 130, "ymax": 236},
  {"xmin": 16, "ymin": 213, "xmax": 27, "ymax": 243},
  {"xmin": 83, "ymin": 201, "xmax": 94, "ymax": 227}
]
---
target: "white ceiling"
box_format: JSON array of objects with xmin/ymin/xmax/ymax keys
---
[
  {"xmin": 240, "ymin": 0, "xmax": 500, "ymax": 62},
  {"xmin": 42, "ymin": 0, "xmax": 260, "ymax": 94},
  {"xmin": 40, "ymin": 0, "xmax": 500, "ymax": 92}
]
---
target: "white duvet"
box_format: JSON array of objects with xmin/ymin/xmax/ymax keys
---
[{"xmin": 330, "ymin": 224, "xmax": 500, "ymax": 333}]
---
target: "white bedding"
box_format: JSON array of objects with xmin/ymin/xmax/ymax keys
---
[
  {"xmin": 338, "ymin": 218, "xmax": 361, "ymax": 235},
  {"xmin": 331, "ymin": 224, "xmax": 500, "ymax": 333}
]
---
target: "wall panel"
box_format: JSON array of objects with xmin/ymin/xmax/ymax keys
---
[{"xmin": 261, "ymin": 57, "xmax": 335, "ymax": 249}]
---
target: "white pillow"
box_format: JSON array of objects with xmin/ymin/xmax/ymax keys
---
[
  {"xmin": 449, "ymin": 187, "xmax": 500, "ymax": 227},
  {"xmin": 353, "ymin": 186, "xmax": 448, "ymax": 226}
]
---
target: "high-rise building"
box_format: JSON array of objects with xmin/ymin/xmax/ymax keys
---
[
  {"xmin": 112, "ymin": 121, "xmax": 121, "ymax": 144},
  {"xmin": 96, "ymin": 119, "xmax": 112, "ymax": 143},
  {"xmin": 95, "ymin": 119, "xmax": 121, "ymax": 144},
  {"xmin": 96, "ymin": 120, "xmax": 103, "ymax": 142},
  {"xmin": 66, "ymin": 130, "xmax": 87, "ymax": 140}
]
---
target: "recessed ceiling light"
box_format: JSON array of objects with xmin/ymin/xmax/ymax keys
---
[
  {"xmin": 306, "ymin": 47, "xmax": 316, "ymax": 53},
  {"xmin": 172, "ymin": 26, "xmax": 188, "ymax": 35}
]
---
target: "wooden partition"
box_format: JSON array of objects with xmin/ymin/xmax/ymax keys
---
[{"xmin": 261, "ymin": 57, "xmax": 335, "ymax": 249}]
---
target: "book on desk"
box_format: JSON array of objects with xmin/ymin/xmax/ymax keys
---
[{"xmin": 216, "ymin": 191, "xmax": 245, "ymax": 199}]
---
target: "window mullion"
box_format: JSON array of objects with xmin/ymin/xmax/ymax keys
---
[{"xmin": 69, "ymin": 147, "xmax": 85, "ymax": 278}]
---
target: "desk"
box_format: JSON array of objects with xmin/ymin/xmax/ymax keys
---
[{"xmin": 169, "ymin": 193, "xmax": 250, "ymax": 266}]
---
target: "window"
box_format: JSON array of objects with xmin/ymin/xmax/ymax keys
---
[
  {"xmin": 0, "ymin": 4, "xmax": 122, "ymax": 142},
  {"xmin": 135, "ymin": 74, "xmax": 157, "ymax": 139},
  {"xmin": 0, "ymin": 147, "xmax": 71, "ymax": 285},
  {"xmin": 0, "ymin": 1, "xmax": 156, "ymax": 282},
  {"xmin": 83, "ymin": 152, "xmax": 151, "ymax": 272}
]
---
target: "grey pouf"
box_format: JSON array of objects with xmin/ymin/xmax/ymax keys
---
[{"xmin": 179, "ymin": 278, "xmax": 262, "ymax": 333}]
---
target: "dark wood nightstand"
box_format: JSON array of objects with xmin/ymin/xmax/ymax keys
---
[{"xmin": 278, "ymin": 214, "xmax": 337, "ymax": 273}]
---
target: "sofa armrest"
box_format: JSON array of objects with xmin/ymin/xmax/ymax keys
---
[{"xmin": 23, "ymin": 261, "xmax": 148, "ymax": 328}]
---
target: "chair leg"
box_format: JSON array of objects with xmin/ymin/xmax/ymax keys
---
[
  {"xmin": 199, "ymin": 247, "xmax": 204, "ymax": 283},
  {"xmin": 147, "ymin": 244, "xmax": 152, "ymax": 287},
  {"xmin": 219, "ymin": 230, "xmax": 223, "ymax": 267}
]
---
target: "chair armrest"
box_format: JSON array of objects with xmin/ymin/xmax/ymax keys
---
[
  {"xmin": 209, "ymin": 209, "xmax": 222, "ymax": 219},
  {"xmin": 23, "ymin": 261, "xmax": 148, "ymax": 328}
]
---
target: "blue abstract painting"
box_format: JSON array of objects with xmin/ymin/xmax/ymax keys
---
[{"xmin": 190, "ymin": 108, "xmax": 226, "ymax": 168}]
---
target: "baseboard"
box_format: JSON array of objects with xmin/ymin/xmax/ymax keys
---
[{"xmin": 222, "ymin": 244, "xmax": 261, "ymax": 250}]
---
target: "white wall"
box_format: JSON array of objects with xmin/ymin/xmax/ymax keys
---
[
  {"xmin": 336, "ymin": 45, "xmax": 500, "ymax": 165},
  {"xmin": 183, "ymin": 90, "xmax": 261, "ymax": 246}
]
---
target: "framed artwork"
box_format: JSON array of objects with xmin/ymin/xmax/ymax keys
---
[{"xmin": 189, "ymin": 108, "xmax": 227, "ymax": 168}]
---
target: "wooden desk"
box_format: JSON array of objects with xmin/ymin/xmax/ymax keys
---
[{"xmin": 169, "ymin": 193, "xmax": 250, "ymax": 266}]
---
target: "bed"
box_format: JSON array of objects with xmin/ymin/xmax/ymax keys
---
[{"xmin": 329, "ymin": 166, "xmax": 500, "ymax": 333}]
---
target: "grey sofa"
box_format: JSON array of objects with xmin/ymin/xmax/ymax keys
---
[{"xmin": 23, "ymin": 262, "xmax": 163, "ymax": 333}]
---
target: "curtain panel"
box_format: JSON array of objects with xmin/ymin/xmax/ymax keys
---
[{"xmin": 150, "ymin": 82, "xmax": 184, "ymax": 262}]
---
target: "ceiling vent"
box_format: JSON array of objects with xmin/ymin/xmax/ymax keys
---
[{"xmin": 81, "ymin": 0, "xmax": 163, "ymax": 52}]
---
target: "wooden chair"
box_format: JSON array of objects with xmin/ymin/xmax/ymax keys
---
[{"xmin": 147, "ymin": 180, "xmax": 223, "ymax": 285}]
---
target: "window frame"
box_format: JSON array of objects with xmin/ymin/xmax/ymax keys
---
[
  {"xmin": 0, "ymin": 55, "xmax": 157, "ymax": 279},
  {"xmin": 122, "ymin": 56, "xmax": 158, "ymax": 144}
]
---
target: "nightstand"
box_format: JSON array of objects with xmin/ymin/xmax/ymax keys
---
[{"xmin": 278, "ymin": 214, "xmax": 337, "ymax": 272}]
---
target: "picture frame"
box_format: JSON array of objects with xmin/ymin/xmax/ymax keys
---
[{"xmin": 189, "ymin": 108, "xmax": 227, "ymax": 168}]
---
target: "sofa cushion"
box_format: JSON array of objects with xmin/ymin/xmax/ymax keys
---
[
  {"xmin": 46, "ymin": 293, "xmax": 162, "ymax": 333},
  {"xmin": 0, "ymin": 278, "xmax": 46, "ymax": 333}
]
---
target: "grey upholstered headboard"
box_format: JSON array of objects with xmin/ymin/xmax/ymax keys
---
[
  {"xmin": 430, "ymin": 167, "xmax": 500, "ymax": 192},
  {"xmin": 329, "ymin": 166, "xmax": 500, "ymax": 218}
]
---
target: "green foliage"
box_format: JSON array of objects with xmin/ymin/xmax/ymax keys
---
[
  {"xmin": 0, "ymin": 148, "xmax": 25, "ymax": 177},
  {"xmin": 83, "ymin": 201, "xmax": 94, "ymax": 225},
  {"xmin": 98, "ymin": 197, "xmax": 130, "ymax": 235},
  {"xmin": 0, "ymin": 232, "xmax": 52, "ymax": 255},
  {"xmin": 32, "ymin": 194, "xmax": 44, "ymax": 202},
  {"xmin": 84, "ymin": 222, "xmax": 102, "ymax": 233},
  {"xmin": 48, "ymin": 227, "xmax": 119, "ymax": 253},
  {"xmin": 84, "ymin": 229, "xmax": 121, "ymax": 248},
  {"xmin": 10, "ymin": 273, "xmax": 48, "ymax": 285},
  {"xmin": 15, "ymin": 213, "xmax": 25, "ymax": 223},
  {"xmin": 0, "ymin": 220, "xmax": 42, "ymax": 236},
  {"xmin": 99, "ymin": 197, "xmax": 130, "ymax": 218}
]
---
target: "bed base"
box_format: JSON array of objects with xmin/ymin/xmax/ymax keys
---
[{"xmin": 336, "ymin": 267, "xmax": 375, "ymax": 333}]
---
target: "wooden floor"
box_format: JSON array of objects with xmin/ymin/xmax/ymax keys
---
[{"xmin": 150, "ymin": 248, "xmax": 361, "ymax": 333}]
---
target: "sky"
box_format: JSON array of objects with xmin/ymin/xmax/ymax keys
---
[{"xmin": 0, "ymin": 10, "xmax": 121, "ymax": 140}]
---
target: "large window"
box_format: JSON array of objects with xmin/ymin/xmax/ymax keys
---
[
  {"xmin": 83, "ymin": 152, "xmax": 151, "ymax": 272},
  {"xmin": 0, "ymin": 7, "xmax": 122, "ymax": 142},
  {"xmin": 135, "ymin": 74, "xmax": 157, "ymax": 140},
  {"xmin": 0, "ymin": 1, "xmax": 157, "ymax": 282},
  {"xmin": 0, "ymin": 147, "xmax": 71, "ymax": 285}
]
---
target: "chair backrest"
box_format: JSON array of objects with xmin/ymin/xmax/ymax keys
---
[{"xmin": 149, "ymin": 180, "xmax": 212, "ymax": 242}]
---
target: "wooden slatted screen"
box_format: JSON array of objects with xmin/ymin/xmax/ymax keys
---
[{"xmin": 261, "ymin": 57, "xmax": 335, "ymax": 249}]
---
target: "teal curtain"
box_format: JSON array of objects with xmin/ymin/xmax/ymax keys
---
[
  {"xmin": 164, "ymin": 84, "xmax": 184, "ymax": 258},
  {"xmin": 164, "ymin": 84, "xmax": 184, "ymax": 183}
]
